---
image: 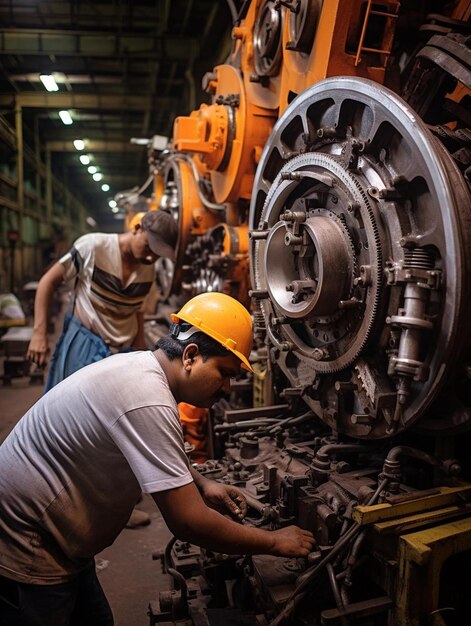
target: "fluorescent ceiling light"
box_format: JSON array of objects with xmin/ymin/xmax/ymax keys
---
[
  {"xmin": 58, "ymin": 110, "xmax": 73, "ymax": 125},
  {"xmin": 101, "ymin": 184, "xmax": 110, "ymax": 192},
  {"xmin": 88, "ymin": 165, "xmax": 97, "ymax": 174},
  {"xmin": 73, "ymin": 139, "xmax": 85, "ymax": 151},
  {"xmin": 40, "ymin": 74, "xmax": 59, "ymax": 92},
  {"xmin": 93, "ymin": 172, "xmax": 103, "ymax": 181},
  {"xmin": 79, "ymin": 155, "xmax": 90, "ymax": 165},
  {"xmin": 109, "ymin": 200, "xmax": 117, "ymax": 209}
]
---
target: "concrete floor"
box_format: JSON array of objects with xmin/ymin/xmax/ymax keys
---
[{"xmin": 0, "ymin": 325, "xmax": 173, "ymax": 626}]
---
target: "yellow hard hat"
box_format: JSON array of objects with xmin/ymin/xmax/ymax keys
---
[{"xmin": 170, "ymin": 292, "xmax": 254, "ymax": 372}]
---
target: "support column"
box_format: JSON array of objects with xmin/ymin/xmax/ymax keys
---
[
  {"xmin": 34, "ymin": 115, "xmax": 42, "ymax": 215},
  {"xmin": 15, "ymin": 99, "xmax": 24, "ymax": 286},
  {"xmin": 45, "ymin": 147, "xmax": 52, "ymax": 223}
]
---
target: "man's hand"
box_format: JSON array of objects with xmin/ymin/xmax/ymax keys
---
[
  {"xmin": 153, "ymin": 483, "xmax": 314, "ymax": 557},
  {"xmin": 200, "ymin": 481, "xmax": 248, "ymax": 521},
  {"xmin": 27, "ymin": 261, "xmax": 65, "ymax": 367},
  {"xmin": 27, "ymin": 331, "xmax": 50, "ymax": 367},
  {"xmin": 268, "ymin": 525, "xmax": 315, "ymax": 558}
]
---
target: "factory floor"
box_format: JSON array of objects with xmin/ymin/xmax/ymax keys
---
[{"xmin": 0, "ymin": 322, "xmax": 174, "ymax": 626}]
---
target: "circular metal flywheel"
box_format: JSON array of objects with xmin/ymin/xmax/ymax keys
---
[
  {"xmin": 155, "ymin": 156, "xmax": 220, "ymax": 300},
  {"xmin": 249, "ymin": 77, "xmax": 471, "ymax": 438},
  {"xmin": 287, "ymin": 0, "xmax": 322, "ymax": 54},
  {"xmin": 254, "ymin": 0, "xmax": 284, "ymax": 77},
  {"xmin": 155, "ymin": 158, "xmax": 187, "ymax": 300}
]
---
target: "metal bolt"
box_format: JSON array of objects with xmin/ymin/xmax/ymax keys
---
[
  {"xmin": 347, "ymin": 201, "xmax": 361, "ymax": 213},
  {"xmin": 250, "ymin": 230, "xmax": 269, "ymax": 240},
  {"xmin": 338, "ymin": 297, "xmax": 360, "ymax": 309},
  {"xmin": 249, "ymin": 289, "xmax": 269, "ymax": 299},
  {"xmin": 312, "ymin": 348, "xmax": 326, "ymax": 361},
  {"xmin": 272, "ymin": 316, "xmax": 287, "ymax": 325}
]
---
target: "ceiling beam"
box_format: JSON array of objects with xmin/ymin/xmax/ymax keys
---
[
  {"xmin": 0, "ymin": 2, "xmax": 168, "ymax": 28},
  {"xmin": 0, "ymin": 29, "xmax": 200, "ymax": 60},
  {"xmin": 0, "ymin": 92, "xmax": 175, "ymax": 110}
]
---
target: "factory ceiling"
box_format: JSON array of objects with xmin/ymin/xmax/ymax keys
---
[{"xmin": 0, "ymin": 0, "xmax": 234, "ymax": 230}]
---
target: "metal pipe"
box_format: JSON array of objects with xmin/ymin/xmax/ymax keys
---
[
  {"xmin": 225, "ymin": 0, "xmax": 238, "ymax": 24},
  {"xmin": 266, "ymin": 410, "xmax": 314, "ymax": 434},
  {"xmin": 214, "ymin": 418, "xmax": 281, "ymax": 432},
  {"xmin": 316, "ymin": 444, "xmax": 369, "ymax": 458},
  {"xmin": 238, "ymin": 489, "xmax": 273, "ymax": 518},
  {"xmin": 163, "ymin": 536, "xmax": 189, "ymax": 616},
  {"xmin": 385, "ymin": 445, "xmax": 441, "ymax": 467},
  {"xmin": 136, "ymin": 174, "xmax": 154, "ymax": 195},
  {"xmin": 174, "ymin": 154, "xmax": 226, "ymax": 211},
  {"xmin": 327, "ymin": 563, "xmax": 349, "ymax": 626}
]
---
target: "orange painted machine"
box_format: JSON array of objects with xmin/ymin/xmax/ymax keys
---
[
  {"xmin": 148, "ymin": 2, "xmax": 471, "ymax": 626},
  {"xmin": 158, "ymin": 0, "xmax": 440, "ymax": 308}
]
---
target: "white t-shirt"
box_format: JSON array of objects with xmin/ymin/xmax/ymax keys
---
[
  {"xmin": 60, "ymin": 233, "xmax": 155, "ymax": 348},
  {"xmin": 0, "ymin": 351, "xmax": 192, "ymax": 584}
]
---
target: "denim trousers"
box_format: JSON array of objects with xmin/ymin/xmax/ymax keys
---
[
  {"xmin": 0, "ymin": 562, "xmax": 114, "ymax": 626},
  {"xmin": 45, "ymin": 313, "xmax": 112, "ymax": 392}
]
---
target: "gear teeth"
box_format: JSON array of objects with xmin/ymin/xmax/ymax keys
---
[{"xmin": 251, "ymin": 151, "xmax": 384, "ymax": 375}]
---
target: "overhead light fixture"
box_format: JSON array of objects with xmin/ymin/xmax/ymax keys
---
[
  {"xmin": 111, "ymin": 206, "xmax": 120, "ymax": 214},
  {"xmin": 88, "ymin": 165, "xmax": 97, "ymax": 174},
  {"xmin": 40, "ymin": 74, "xmax": 59, "ymax": 92},
  {"xmin": 86, "ymin": 216, "xmax": 97, "ymax": 228},
  {"xmin": 58, "ymin": 110, "xmax": 73, "ymax": 125},
  {"xmin": 93, "ymin": 172, "xmax": 103, "ymax": 182},
  {"xmin": 101, "ymin": 183, "xmax": 110, "ymax": 192},
  {"xmin": 109, "ymin": 200, "xmax": 117, "ymax": 209},
  {"xmin": 79, "ymin": 154, "xmax": 90, "ymax": 165},
  {"xmin": 73, "ymin": 139, "xmax": 85, "ymax": 151}
]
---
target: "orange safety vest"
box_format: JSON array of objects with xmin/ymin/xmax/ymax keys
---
[{"xmin": 178, "ymin": 403, "xmax": 209, "ymax": 463}]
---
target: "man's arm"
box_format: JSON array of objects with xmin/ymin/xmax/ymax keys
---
[
  {"xmin": 152, "ymin": 482, "xmax": 314, "ymax": 557},
  {"xmin": 189, "ymin": 464, "xmax": 247, "ymax": 520},
  {"xmin": 27, "ymin": 262, "xmax": 65, "ymax": 367}
]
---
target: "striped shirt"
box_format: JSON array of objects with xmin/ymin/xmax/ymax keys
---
[{"xmin": 60, "ymin": 233, "xmax": 154, "ymax": 348}]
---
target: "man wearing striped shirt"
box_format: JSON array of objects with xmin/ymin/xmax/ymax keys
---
[{"xmin": 27, "ymin": 210, "xmax": 178, "ymax": 389}]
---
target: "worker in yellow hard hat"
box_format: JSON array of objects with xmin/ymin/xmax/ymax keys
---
[
  {"xmin": 151, "ymin": 293, "xmax": 253, "ymax": 423},
  {"xmin": 0, "ymin": 291, "xmax": 314, "ymax": 624},
  {"xmin": 169, "ymin": 291, "xmax": 254, "ymax": 370},
  {"xmin": 172, "ymin": 292, "xmax": 254, "ymax": 460}
]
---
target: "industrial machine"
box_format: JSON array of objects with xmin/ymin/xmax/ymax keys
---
[{"xmin": 147, "ymin": 1, "xmax": 471, "ymax": 624}]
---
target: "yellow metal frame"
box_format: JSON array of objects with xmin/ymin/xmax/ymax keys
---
[
  {"xmin": 352, "ymin": 484, "xmax": 471, "ymax": 625},
  {"xmin": 396, "ymin": 517, "xmax": 471, "ymax": 625}
]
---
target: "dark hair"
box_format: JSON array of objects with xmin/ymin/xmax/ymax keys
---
[{"xmin": 156, "ymin": 331, "xmax": 230, "ymax": 361}]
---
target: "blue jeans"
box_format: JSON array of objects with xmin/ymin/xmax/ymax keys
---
[
  {"xmin": 45, "ymin": 313, "xmax": 113, "ymax": 392},
  {"xmin": 0, "ymin": 563, "xmax": 114, "ymax": 625}
]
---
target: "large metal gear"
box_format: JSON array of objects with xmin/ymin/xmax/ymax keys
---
[
  {"xmin": 253, "ymin": 0, "xmax": 284, "ymax": 77},
  {"xmin": 181, "ymin": 223, "xmax": 251, "ymax": 306},
  {"xmin": 286, "ymin": 0, "xmax": 322, "ymax": 54},
  {"xmin": 154, "ymin": 155, "xmax": 221, "ymax": 300},
  {"xmin": 250, "ymin": 76, "xmax": 471, "ymax": 438}
]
